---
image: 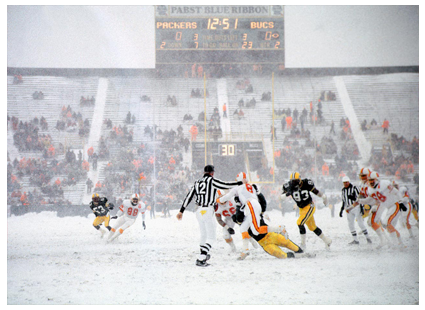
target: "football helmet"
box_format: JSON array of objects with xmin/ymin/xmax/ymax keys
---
[
  {"xmin": 216, "ymin": 189, "xmax": 227, "ymax": 198},
  {"xmin": 92, "ymin": 193, "xmax": 100, "ymax": 205},
  {"xmin": 392, "ymin": 180, "xmax": 399, "ymax": 190},
  {"xmin": 236, "ymin": 172, "xmax": 247, "ymax": 183},
  {"xmin": 289, "ymin": 172, "xmax": 302, "ymax": 190},
  {"xmin": 131, "ymin": 193, "xmax": 139, "ymax": 206},
  {"xmin": 368, "ymin": 171, "xmax": 379, "ymax": 188},
  {"xmin": 359, "ymin": 167, "xmax": 371, "ymax": 182}
]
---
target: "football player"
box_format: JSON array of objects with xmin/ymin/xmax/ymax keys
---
[
  {"xmin": 392, "ymin": 181, "xmax": 415, "ymax": 238},
  {"xmin": 218, "ymin": 172, "xmax": 303, "ymax": 259},
  {"xmin": 108, "ymin": 193, "xmax": 147, "ymax": 242},
  {"xmin": 355, "ymin": 167, "xmax": 388, "ymax": 245},
  {"xmin": 215, "ymin": 189, "xmax": 238, "ymax": 252},
  {"xmin": 89, "ymin": 193, "xmax": 115, "ymax": 237},
  {"xmin": 281, "ymin": 172, "xmax": 331, "ymax": 251},
  {"xmin": 357, "ymin": 172, "xmax": 406, "ymax": 247}
]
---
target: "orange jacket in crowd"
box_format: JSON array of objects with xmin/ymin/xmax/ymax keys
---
[
  {"xmin": 322, "ymin": 163, "xmax": 329, "ymax": 176},
  {"xmin": 189, "ymin": 125, "xmax": 198, "ymax": 141},
  {"xmin": 286, "ymin": 116, "xmax": 293, "ymax": 129},
  {"xmin": 382, "ymin": 119, "xmax": 390, "ymax": 129},
  {"xmin": 82, "ymin": 160, "xmax": 89, "ymax": 171}
]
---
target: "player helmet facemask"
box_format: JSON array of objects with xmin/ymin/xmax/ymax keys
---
[
  {"xmin": 131, "ymin": 193, "xmax": 139, "ymax": 206},
  {"xmin": 236, "ymin": 172, "xmax": 247, "ymax": 183},
  {"xmin": 92, "ymin": 193, "xmax": 100, "ymax": 205},
  {"xmin": 289, "ymin": 172, "xmax": 302, "ymax": 190},
  {"xmin": 359, "ymin": 167, "xmax": 371, "ymax": 182},
  {"xmin": 368, "ymin": 171, "xmax": 379, "ymax": 188}
]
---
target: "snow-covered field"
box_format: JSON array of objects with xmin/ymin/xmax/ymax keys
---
[{"xmin": 7, "ymin": 207, "xmax": 420, "ymax": 305}]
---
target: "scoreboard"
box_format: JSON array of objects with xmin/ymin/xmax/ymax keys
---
[{"xmin": 155, "ymin": 5, "xmax": 285, "ymax": 64}]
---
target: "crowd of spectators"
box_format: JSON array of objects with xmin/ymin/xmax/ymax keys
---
[
  {"xmin": 80, "ymin": 95, "xmax": 95, "ymax": 106},
  {"xmin": 7, "ymin": 74, "xmax": 419, "ymax": 216},
  {"xmin": 56, "ymin": 105, "xmax": 90, "ymax": 136},
  {"xmin": 7, "ymin": 148, "xmax": 88, "ymax": 207}
]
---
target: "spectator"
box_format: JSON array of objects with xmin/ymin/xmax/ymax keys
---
[
  {"xmin": 222, "ymin": 103, "xmax": 227, "ymax": 118},
  {"xmin": 86, "ymin": 178, "xmax": 93, "ymax": 193},
  {"xmin": 87, "ymin": 146, "xmax": 94, "ymax": 161},
  {"xmin": 382, "ymin": 119, "xmax": 389, "ymax": 134},
  {"xmin": 189, "ymin": 125, "xmax": 198, "ymax": 141},
  {"xmin": 92, "ymin": 152, "xmax": 98, "ymax": 170}
]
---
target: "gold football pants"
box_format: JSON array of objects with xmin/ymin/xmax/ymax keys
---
[
  {"xmin": 93, "ymin": 215, "xmax": 111, "ymax": 228},
  {"xmin": 297, "ymin": 204, "xmax": 318, "ymax": 231},
  {"xmin": 258, "ymin": 232, "xmax": 300, "ymax": 259}
]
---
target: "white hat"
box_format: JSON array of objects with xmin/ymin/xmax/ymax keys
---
[{"xmin": 342, "ymin": 176, "xmax": 350, "ymax": 183}]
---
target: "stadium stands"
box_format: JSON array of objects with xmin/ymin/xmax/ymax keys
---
[{"xmin": 7, "ymin": 72, "xmax": 419, "ymax": 212}]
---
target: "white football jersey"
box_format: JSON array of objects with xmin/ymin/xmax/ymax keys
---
[
  {"xmin": 398, "ymin": 186, "xmax": 410, "ymax": 204},
  {"xmin": 118, "ymin": 199, "xmax": 147, "ymax": 219},
  {"xmin": 366, "ymin": 180, "xmax": 402, "ymax": 208},
  {"xmin": 358, "ymin": 180, "xmax": 370, "ymax": 199},
  {"xmin": 218, "ymin": 183, "xmax": 259, "ymax": 206},
  {"xmin": 216, "ymin": 196, "xmax": 238, "ymax": 218}
]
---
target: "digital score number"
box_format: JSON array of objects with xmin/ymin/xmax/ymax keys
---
[
  {"xmin": 155, "ymin": 16, "xmax": 284, "ymax": 64},
  {"xmin": 219, "ymin": 144, "xmax": 236, "ymax": 156}
]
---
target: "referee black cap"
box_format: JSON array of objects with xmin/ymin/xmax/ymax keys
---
[{"xmin": 204, "ymin": 165, "xmax": 215, "ymax": 173}]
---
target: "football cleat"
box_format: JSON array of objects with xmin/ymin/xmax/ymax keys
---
[
  {"xmin": 287, "ymin": 252, "xmax": 295, "ymax": 258},
  {"xmin": 237, "ymin": 252, "xmax": 250, "ymax": 260},
  {"xmin": 196, "ymin": 259, "xmax": 210, "ymax": 267},
  {"xmin": 349, "ymin": 240, "xmax": 360, "ymax": 245},
  {"xmin": 367, "ymin": 238, "xmax": 373, "ymax": 244}
]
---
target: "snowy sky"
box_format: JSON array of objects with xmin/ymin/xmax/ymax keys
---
[{"xmin": 7, "ymin": 5, "xmax": 419, "ymax": 69}]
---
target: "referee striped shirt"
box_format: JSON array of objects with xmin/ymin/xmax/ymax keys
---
[
  {"xmin": 341, "ymin": 183, "xmax": 360, "ymax": 209},
  {"xmin": 180, "ymin": 174, "xmax": 241, "ymax": 213}
]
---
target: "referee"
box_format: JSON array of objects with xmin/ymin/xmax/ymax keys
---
[
  {"xmin": 340, "ymin": 176, "xmax": 372, "ymax": 245},
  {"xmin": 177, "ymin": 165, "xmax": 241, "ymax": 267}
]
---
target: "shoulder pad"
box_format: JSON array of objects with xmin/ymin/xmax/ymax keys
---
[{"xmin": 304, "ymin": 179, "xmax": 315, "ymax": 186}]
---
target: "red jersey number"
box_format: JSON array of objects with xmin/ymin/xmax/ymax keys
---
[
  {"xmin": 246, "ymin": 184, "xmax": 253, "ymax": 193},
  {"xmin": 127, "ymin": 207, "xmax": 139, "ymax": 216},
  {"xmin": 371, "ymin": 192, "xmax": 386, "ymax": 203},
  {"xmin": 222, "ymin": 207, "xmax": 236, "ymax": 217}
]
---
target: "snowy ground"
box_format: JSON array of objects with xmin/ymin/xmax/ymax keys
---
[{"xmin": 7, "ymin": 207, "xmax": 420, "ymax": 305}]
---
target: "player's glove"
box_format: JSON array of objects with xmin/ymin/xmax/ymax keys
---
[
  {"xmin": 399, "ymin": 203, "xmax": 407, "ymax": 212},
  {"xmin": 142, "ymin": 221, "xmax": 146, "ymax": 230},
  {"xmin": 360, "ymin": 205, "xmax": 364, "ymax": 215},
  {"xmin": 111, "ymin": 215, "xmax": 118, "ymax": 220},
  {"xmin": 322, "ymin": 194, "xmax": 328, "ymax": 206},
  {"xmin": 108, "ymin": 203, "xmax": 114, "ymax": 210},
  {"xmin": 227, "ymin": 227, "xmax": 235, "ymax": 235}
]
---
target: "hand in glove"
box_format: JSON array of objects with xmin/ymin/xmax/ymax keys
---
[
  {"xmin": 142, "ymin": 221, "xmax": 146, "ymax": 230},
  {"xmin": 399, "ymin": 203, "xmax": 407, "ymax": 212},
  {"xmin": 227, "ymin": 227, "xmax": 235, "ymax": 235},
  {"xmin": 108, "ymin": 203, "xmax": 115, "ymax": 210},
  {"xmin": 322, "ymin": 194, "xmax": 328, "ymax": 206},
  {"xmin": 111, "ymin": 215, "xmax": 118, "ymax": 220}
]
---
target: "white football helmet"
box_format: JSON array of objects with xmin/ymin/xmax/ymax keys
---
[
  {"xmin": 368, "ymin": 171, "xmax": 379, "ymax": 188},
  {"xmin": 392, "ymin": 180, "xmax": 399, "ymax": 190},
  {"xmin": 131, "ymin": 193, "xmax": 139, "ymax": 205},
  {"xmin": 359, "ymin": 167, "xmax": 371, "ymax": 182},
  {"xmin": 236, "ymin": 172, "xmax": 247, "ymax": 183}
]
